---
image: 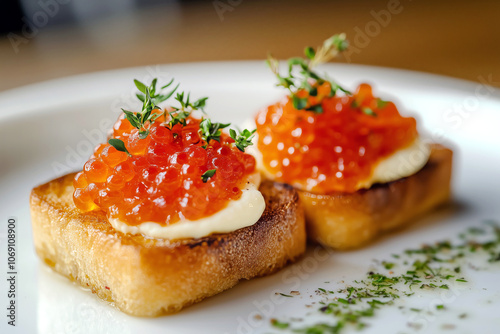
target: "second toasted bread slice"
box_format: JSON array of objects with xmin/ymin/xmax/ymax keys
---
[
  {"xmin": 30, "ymin": 174, "xmax": 305, "ymax": 316},
  {"xmin": 300, "ymin": 144, "xmax": 453, "ymax": 250}
]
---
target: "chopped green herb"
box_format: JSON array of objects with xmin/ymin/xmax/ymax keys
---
[
  {"xmin": 270, "ymin": 319, "xmax": 289, "ymax": 329},
  {"xmin": 279, "ymin": 293, "xmax": 293, "ymax": 298},
  {"xmin": 270, "ymin": 220, "xmax": 500, "ymax": 333},
  {"xmin": 488, "ymin": 253, "xmax": 500, "ymax": 262},
  {"xmin": 468, "ymin": 227, "xmax": 485, "ymax": 235},
  {"xmin": 383, "ymin": 261, "xmax": 395, "ymax": 270}
]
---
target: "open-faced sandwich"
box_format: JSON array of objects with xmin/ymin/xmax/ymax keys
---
[
  {"xmin": 251, "ymin": 34, "xmax": 453, "ymax": 250},
  {"xmin": 30, "ymin": 79, "xmax": 305, "ymax": 316}
]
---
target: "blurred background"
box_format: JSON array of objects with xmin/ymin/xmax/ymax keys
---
[{"xmin": 1, "ymin": 0, "xmax": 499, "ymax": 92}]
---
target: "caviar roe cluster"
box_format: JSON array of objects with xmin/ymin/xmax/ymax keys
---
[
  {"xmin": 255, "ymin": 82, "xmax": 418, "ymax": 194},
  {"xmin": 73, "ymin": 113, "xmax": 256, "ymax": 226}
]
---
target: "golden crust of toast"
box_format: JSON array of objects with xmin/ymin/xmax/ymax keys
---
[
  {"xmin": 299, "ymin": 144, "xmax": 453, "ymax": 250},
  {"xmin": 30, "ymin": 174, "xmax": 305, "ymax": 317}
]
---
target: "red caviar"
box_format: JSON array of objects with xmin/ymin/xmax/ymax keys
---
[
  {"xmin": 73, "ymin": 113, "xmax": 256, "ymax": 226},
  {"xmin": 255, "ymin": 83, "xmax": 418, "ymax": 193}
]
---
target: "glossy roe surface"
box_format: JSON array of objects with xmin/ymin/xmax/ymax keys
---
[
  {"xmin": 73, "ymin": 113, "xmax": 256, "ymax": 226},
  {"xmin": 255, "ymin": 83, "xmax": 418, "ymax": 193}
]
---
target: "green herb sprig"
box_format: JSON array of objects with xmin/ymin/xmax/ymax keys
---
[
  {"xmin": 229, "ymin": 128, "xmax": 256, "ymax": 152},
  {"xmin": 109, "ymin": 78, "xmax": 179, "ymax": 153},
  {"xmin": 199, "ymin": 118, "xmax": 231, "ymax": 148},
  {"xmin": 108, "ymin": 78, "xmax": 256, "ymax": 183},
  {"xmin": 109, "ymin": 78, "xmax": 209, "ymax": 153},
  {"xmin": 169, "ymin": 92, "xmax": 208, "ymax": 128},
  {"xmin": 267, "ymin": 34, "xmax": 350, "ymax": 113},
  {"xmin": 124, "ymin": 78, "xmax": 179, "ymax": 139}
]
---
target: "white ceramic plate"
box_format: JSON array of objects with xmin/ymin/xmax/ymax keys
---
[{"xmin": 1, "ymin": 62, "xmax": 500, "ymax": 334}]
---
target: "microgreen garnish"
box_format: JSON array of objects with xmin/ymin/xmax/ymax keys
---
[
  {"xmin": 199, "ymin": 118, "xmax": 230, "ymax": 148},
  {"xmin": 229, "ymin": 128, "xmax": 256, "ymax": 152},
  {"xmin": 267, "ymin": 34, "xmax": 350, "ymax": 113},
  {"xmin": 108, "ymin": 138, "xmax": 131, "ymax": 157},
  {"xmin": 201, "ymin": 169, "xmax": 216, "ymax": 183}
]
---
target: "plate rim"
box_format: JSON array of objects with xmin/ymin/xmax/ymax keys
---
[{"xmin": 1, "ymin": 60, "xmax": 499, "ymax": 123}]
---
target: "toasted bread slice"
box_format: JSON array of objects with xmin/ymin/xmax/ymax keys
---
[
  {"xmin": 299, "ymin": 144, "xmax": 452, "ymax": 250},
  {"xmin": 30, "ymin": 174, "xmax": 305, "ymax": 316}
]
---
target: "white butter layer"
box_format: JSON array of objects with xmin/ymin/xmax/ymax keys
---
[
  {"xmin": 356, "ymin": 138, "xmax": 430, "ymax": 189},
  {"xmin": 108, "ymin": 173, "xmax": 265, "ymax": 240}
]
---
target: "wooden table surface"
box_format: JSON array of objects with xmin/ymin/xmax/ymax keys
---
[{"xmin": 1, "ymin": 0, "xmax": 499, "ymax": 92}]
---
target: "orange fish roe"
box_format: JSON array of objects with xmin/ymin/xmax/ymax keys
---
[
  {"xmin": 73, "ymin": 113, "xmax": 256, "ymax": 226},
  {"xmin": 255, "ymin": 83, "xmax": 418, "ymax": 194}
]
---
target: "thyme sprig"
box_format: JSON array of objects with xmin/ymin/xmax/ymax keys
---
[
  {"xmin": 109, "ymin": 78, "xmax": 179, "ymax": 154},
  {"xmin": 266, "ymin": 34, "xmax": 350, "ymax": 113},
  {"xmin": 123, "ymin": 78, "xmax": 179, "ymax": 139},
  {"xmin": 108, "ymin": 78, "xmax": 256, "ymax": 182},
  {"xmin": 199, "ymin": 118, "xmax": 231, "ymax": 148},
  {"xmin": 168, "ymin": 92, "xmax": 208, "ymax": 127},
  {"xmin": 229, "ymin": 128, "xmax": 256, "ymax": 152},
  {"xmin": 109, "ymin": 78, "xmax": 208, "ymax": 153}
]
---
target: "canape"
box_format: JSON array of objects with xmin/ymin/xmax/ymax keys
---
[
  {"xmin": 251, "ymin": 35, "xmax": 452, "ymax": 249},
  {"xmin": 30, "ymin": 79, "xmax": 305, "ymax": 316}
]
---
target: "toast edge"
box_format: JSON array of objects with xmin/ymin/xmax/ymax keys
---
[
  {"xmin": 300, "ymin": 144, "xmax": 453, "ymax": 250},
  {"xmin": 30, "ymin": 176, "xmax": 306, "ymax": 317}
]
